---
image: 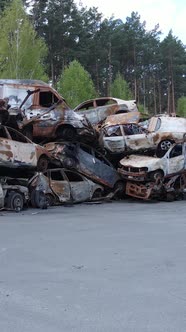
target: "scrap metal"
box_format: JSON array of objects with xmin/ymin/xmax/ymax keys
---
[{"xmin": 126, "ymin": 173, "xmax": 186, "ymax": 201}]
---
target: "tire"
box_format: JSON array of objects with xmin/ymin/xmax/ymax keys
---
[
  {"xmin": 6, "ymin": 191, "xmax": 24, "ymax": 212},
  {"xmin": 92, "ymin": 189, "xmax": 103, "ymax": 199},
  {"xmin": 30, "ymin": 190, "xmax": 37, "ymax": 208},
  {"xmin": 45, "ymin": 194, "xmax": 55, "ymax": 206},
  {"xmin": 114, "ymin": 181, "xmax": 125, "ymax": 192},
  {"xmin": 57, "ymin": 126, "xmax": 76, "ymax": 140},
  {"xmin": 63, "ymin": 157, "xmax": 77, "ymax": 169},
  {"xmin": 157, "ymin": 140, "xmax": 173, "ymax": 157},
  {"xmin": 30, "ymin": 189, "xmax": 48, "ymax": 209},
  {"xmin": 37, "ymin": 155, "xmax": 48, "ymax": 172},
  {"xmin": 166, "ymin": 192, "xmax": 175, "ymax": 202},
  {"xmin": 149, "ymin": 170, "xmax": 164, "ymax": 183},
  {"xmin": 113, "ymin": 181, "xmax": 126, "ymax": 199}
]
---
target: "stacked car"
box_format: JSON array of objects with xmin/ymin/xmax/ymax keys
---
[{"xmin": 0, "ymin": 79, "xmax": 186, "ymax": 211}]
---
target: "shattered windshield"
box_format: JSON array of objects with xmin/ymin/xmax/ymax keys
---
[
  {"xmin": 1, "ymin": 85, "xmax": 34, "ymax": 109},
  {"xmin": 105, "ymin": 125, "xmax": 121, "ymax": 136}
]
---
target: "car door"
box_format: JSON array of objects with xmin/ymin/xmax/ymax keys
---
[
  {"xmin": 49, "ymin": 169, "xmax": 71, "ymax": 202},
  {"xmin": 64, "ymin": 170, "xmax": 90, "ymax": 202},
  {"xmin": 0, "ymin": 126, "xmax": 14, "ymax": 165},
  {"xmin": 7, "ymin": 127, "xmax": 37, "ymax": 167},
  {"xmin": 124, "ymin": 124, "xmax": 154, "ymax": 151},
  {"xmin": 76, "ymin": 144, "xmax": 116, "ymax": 187},
  {"xmin": 92, "ymin": 150, "xmax": 119, "ymax": 188},
  {"xmin": 102, "ymin": 125, "xmax": 126, "ymax": 153},
  {"xmin": 167, "ymin": 144, "xmax": 185, "ymax": 175}
]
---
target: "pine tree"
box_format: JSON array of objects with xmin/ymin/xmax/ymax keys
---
[{"xmin": 58, "ymin": 60, "xmax": 97, "ymax": 108}]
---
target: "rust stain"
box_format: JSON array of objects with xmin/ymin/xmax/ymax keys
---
[{"xmin": 0, "ymin": 151, "xmax": 13, "ymax": 158}]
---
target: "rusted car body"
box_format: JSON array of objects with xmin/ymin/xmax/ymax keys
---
[
  {"xmin": 0, "ymin": 79, "xmax": 95, "ymax": 142},
  {"xmin": 118, "ymin": 142, "xmax": 186, "ymax": 183},
  {"xmin": 102, "ymin": 111, "xmax": 141, "ymax": 127},
  {"xmin": 74, "ymin": 97, "xmax": 138, "ymax": 125},
  {"xmin": 29, "ymin": 168, "xmax": 104, "ymax": 208},
  {"xmin": 0, "ymin": 125, "xmax": 51, "ymax": 171},
  {"xmin": 0, "ymin": 178, "xmax": 29, "ymax": 211},
  {"xmin": 100, "ymin": 116, "xmax": 186, "ymax": 156},
  {"xmin": 125, "ymin": 173, "xmax": 186, "ymax": 201},
  {"xmin": 44, "ymin": 141, "xmax": 123, "ymax": 190}
]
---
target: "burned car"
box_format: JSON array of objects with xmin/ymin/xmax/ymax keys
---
[
  {"xmin": 100, "ymin": 116, "xmax": 186, "ymax": 156},
  {"xmin": 0, "ymin": 79, "xmax": 95, "ymax": 142},
  {"xmin": 44, "ymin": 141, "xmax": 124, "ymax": 191},
  {"xmin": 118, "ymin": 142, "xmax": 186, "ymax": 183},
  {"xmin": 125, "ymin": 174, "xmax": 186, "ymax": 201},
  {"xmin": 0, "ymin": 125, "xmax": 50, "ymax": 171},
  {"xmin": 0, "ymin": 178, "xmax": 29, "ymax": 211},
  {"xmin": 29, "ymin": 168, "xmax": 105, "ymax": 208},
  {"xmin": 74, "ymin": 97, "xmax": 138, "ymax": 125}
]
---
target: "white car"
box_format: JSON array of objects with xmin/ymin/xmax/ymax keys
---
[
  {"xmin": 74, "ymin": 97, "xmax": 138, "ymax": 125},
  {"xmin": 118, "ymin": 142, "xmax": 186, "ymax": 182},
  {"xmin": 100, "ymin": 116, "xmax": 186, "ymax": 156},
  {"xmin": 0, "ymin": 179, "xmax": 29, "ymax": 211}
]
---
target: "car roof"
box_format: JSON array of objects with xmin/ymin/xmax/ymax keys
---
[
  {"xmin": 74, "ymin": 97, "xmax": 137, "ymax": 108},
  {"xmin": 0, "ymin": 79, "xmax": 49, "ymax": 87}
]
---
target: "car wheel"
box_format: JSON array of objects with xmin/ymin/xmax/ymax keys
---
[
  {"xmin": 166, "ymin": 192, "xmax": 175, "ymax": 202},
  {"xmin": 45, "ymin": 194, "xmax": 55, "ymax": 206},
  {"xmin": 92, "ymin": 189, "xmax": 103, "ymax": 199},
  {"xmin": 57, "ymin": 126, "xmax": 76, "ymax": 140},
  {"xmin": 37, "ymin": 156, "xmax": 48, "ymax": 172},
  {"xmin": 149, "ymin": 170, "xmax": 164, "ymax": 183},
  {"xmin": 157, "ymin": 140, "xmax": 173, "ymax": 157},
  {"xmin": 7, "ymin": 191, "xmax": 24, "ymax": 212},
  {"xmin": 113, "ymin": 181, "xmax": 126, "ymax": 198},
  {"xmin": 114, "ymin": 181, "xmax": 125, "ymax": 192}
]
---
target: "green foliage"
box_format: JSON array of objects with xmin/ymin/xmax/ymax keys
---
[
  {"xmin": 0, "ymin": 0, "xmax": 12, "ymax": 14},
  {"xmin": 29, "ymin": 0, "xmax": 80, "ymax": 83},
  {"xmin": 0, "ymin": 0, "xmax": 48, "ymax": 80},
  {"xmin": 58, "ymin": 60, "xmax": 97, "ymax": 108},
  {"xmin": 177, "ymin": 97, "xmax": 186, "ymax": 117},
  {"xmin": 110, "ymin": 73, "xmax": 133, "ymax": 99},
  {"xmin": 160, "ymin": 31, "xmax": 186, "ymax": 102},
  {"xmin": 0, "ymin": 0, "xmax": 185, "ymax": 115}
]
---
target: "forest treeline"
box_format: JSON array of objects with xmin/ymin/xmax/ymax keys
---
[{"xmin": 0, "ymin": 0, "xmax": 186, "ymax": 114}]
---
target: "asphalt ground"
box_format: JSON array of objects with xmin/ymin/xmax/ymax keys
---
[{"xmin": 0, "ymin": 200, "xmax": 186, "ymax": 332}]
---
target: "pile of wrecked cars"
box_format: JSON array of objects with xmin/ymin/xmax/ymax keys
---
[{"xmin": 0, "ymin": 78, "xmax": 186, "ymax": 212}]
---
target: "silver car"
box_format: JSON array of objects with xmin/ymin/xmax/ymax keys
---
[
  {"xmin": 0, "ymin": 125, "xmax": 50, "ymax": 171},
  {"xmin": 100, "ymin": 116, "xmax": 186, "ymax": 156},
  {"xmin": 29, "ymin": 168, "xmax": 104, "ymax": 207}
]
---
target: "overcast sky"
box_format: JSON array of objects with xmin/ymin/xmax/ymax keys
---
[{"xmin": 76, "ymin": 0, "xmax": 186, "ymax": 45}]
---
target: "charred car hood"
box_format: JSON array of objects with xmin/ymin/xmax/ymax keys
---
[
  {"xmin": 103, "ymin": 111, "xmax": 140, "ymax": 127},
  {"xmin": 119, "ymin": 155, "xmax": 161, "ymax": 168}
]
